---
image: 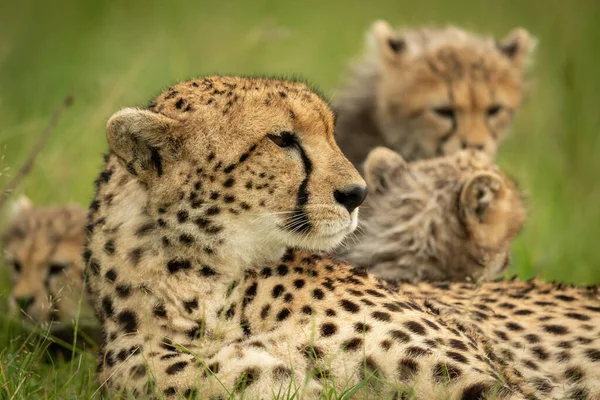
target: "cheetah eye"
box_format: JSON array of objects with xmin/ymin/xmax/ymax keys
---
[
  {"xmin": 12, "ymin": 261, "xmax": 22, "ymax": 273},
  {"xmin": 433, "ymin": 107, "xmax": 455, "ymax": 120},
  {"xmin": 486, "ymin": 105, "xmax": 503, "ymax": 117},
  {"xmin": 48, "ymin": 263, "xmax": 67, "ymax": 276},
  {"xmin": 267, "ymin": 132, "xmax": 297, "ymax": 148}
]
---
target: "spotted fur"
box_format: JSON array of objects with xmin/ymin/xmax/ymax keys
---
[
  {"xmin": 398, "ymin": 280, "xmax": 600, "ymax": 399},
  {"xmin": 334, "ymin": 20, "xmax": 535, "ymax": 167},
  {"xmin": 339, "ymin": 147, "xmax": 526, "ymax": 282},
  {"xmin": 85, "ymin": 76, "xmax": 538, "ymax": 399},
  {"xmin": 2, "ymin": 196, "xmax": 94, "ymax": 327}
]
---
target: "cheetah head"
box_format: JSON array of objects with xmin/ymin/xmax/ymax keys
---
[
  {"xmin": 2, "ymin": 197, "xmax": 88, "ymax": 324},
  {"xmin": 368, "ymin": 20, "xmax": 535, "ymax": 160},
  {"xmin": 341, "ymin": 147, "xmax": 526, "ymax": 282},
  {"xmin": 105, "ymin": 77, "xmax": 366, "ymax": 265}
]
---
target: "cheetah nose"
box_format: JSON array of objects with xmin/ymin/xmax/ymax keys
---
[
  {"xmin": 461, "ymin": 140, "xmax": 485, "ymax": 151},
  {"xmin": 334, "ymin": 185, "xmax": 368, "ymax": 213},
  {"xmin": 16, "ymin": 296, "xmax": 35, "ymax": 311}
]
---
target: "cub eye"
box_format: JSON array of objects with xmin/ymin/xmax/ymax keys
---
[
  {"xmin": 13, "ymin": 261, "xmax": 22, "ymax": 273},
  {"xmin": 433, "ymin": 107, "xmax": 455, "ymax": 119},
  {"xmin": 486, "ymin": 105, "xmax": 503, "ymax": 117},
  {"xmin": 48, "ymin": 263, "xmax": 67, "ymax": 276},
  {"xmin": 268, "ymin": 132, "xmax": 296, "ymax": 148}
]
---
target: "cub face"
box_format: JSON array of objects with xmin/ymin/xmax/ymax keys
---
[
  {"xmin": 344, "ymin": 147, "xmax": 526, "ymax": 282},
  {"xmin": 371, "ymin": 21, "xmax": 535, "ymax": 160},
  {"xmin": 2, "ymin": 197, "xmax": 88, "ymax": 323},
  {"xmin": 105, "ymin": 77, "xmax": 366, "ymax": 259}
]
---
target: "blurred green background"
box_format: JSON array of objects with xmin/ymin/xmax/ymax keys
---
[
  {"xmin": 1, "ymin": 0, "xmax": 599, "ymax": 285},
  {"xmin": 0, "ymin": 0, "xmax": 599, "ymax": 397}
]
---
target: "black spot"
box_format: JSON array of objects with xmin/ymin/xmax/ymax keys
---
[
  {"xmin": 312, "ymin": 288, "xmax": 324, "ymax": 300},
  {"xmin": 342, "ymin": 337, "xmax": 363, "ymax": 351},
  {"xmin": 355, "ymin": 322, "xmax": 371, "ymax": 333},
  {"xmin": 166, "ymin": 361, "xmax": 188, "ymax": 375},
  {"xmin": 565, "ymin": 312, "xmax": 590, "ymax": 321},
  {"xmin": 117, "ymin": 310, "xmax": 138, "ymax": 333},
  {"xmin": 283, "ymin": 293, "xmax": 293, "ymax": 302},
  {"xmin": 183, "ymin": 298, "xmax": 199, "ymax": 313},
  {"xmin": 340, "ymin": 299, "xmax": 360, "ymax": 313},
  {"xmin": 449, "ymin": 339, "xmax": 468, "ymax": 351},
  {"xmin": 272, "ymin": 284, "xmax": 284, "ymax": 298},
  {"xmin": 404, "ymin": 321, "xmax": 426, "ymax": 335},
  {"xmin": 447, "ymin": 351, "xmax": 468, "ymax": 364},
  {"xmin": 260, "ymin": 267, "xmax": 272, "ymax": 278},
  {"xmin": 372, "ymin": 311, "xmax": 391, "ymax": 322},
  {"xmin": 397, "ymin": 359, "xmax": 419, "ymax": 380},
  {"xmin": 175, "ymin": 98, "xmax": 184, "ymax": 109},
  {"xmin": 301, "ymin": 305, "xmax": 313, "ymax": 315},
  {"xmin": 223, "ymin": 178, "xmax": 235, "ymax": 188},
  {"xmin": 365, "ymin": 289, "xmax": 385, "ymax": 298},
  {"xmin": 130, "ymin": 364, "xmax": 146, "ymax": 379},
  {"xmin": 277, "ymin": 264, "xmax": 289, "ymax": 276},
  {"xmin": 205, "ymin": 206, "xmax": 220, "ymax": 216},
  {"xmin": 178, "ymin": 234, "xmax": 194, "ymax": 245},
  {"xmin": 494, "ymin": 330, "xmax": 508, "ymax": 340},
  {"xmin": 389, "ymin": 329, "xmax": 410, "ymax": 344},
  {"xmin": 432, "ymin": 362, "xmax": 462, "ymax": 383},
  {"xmin": 320, "ymin": 323, "xmax": 337, "ymax": 337},
  {"xmin": 531, "ymin": 346, "xmax": 549, "ymax": 361},
  {"xmin": 506, "ymin": 322, "xmax": 524, "ymax": 331},
  {"xmin": 129, "ymin": 248, "xmax": 143, "ymax": 265},
  {"xmin": 406, "ymin": 346, "xmax": 430, "ymax": 358},
  {"xmin": 102, "ymin": 297, "xmax": 114, "ymax": 317},
  {"xmin": 105, "ymin": 269, "xmax": 117, "ymax": 282},
  {"xmin": 293, "ymin": 279, "xmax": 305, "ymax": 289},
  {"xmin": 461, "ymin": 383, "xmax": 491, "ymax": 400},
  {"xmin": 585, "ymin": 348, "xmax": 600, "ymax": 362},
  {"xmin": 564, "ymin": 366, "xmax": 585, "ymax": 382},
  {"xmin": 555, "ymin": 294, "xmax": 576, "ymax": 302},
  {"xmin": 200, "ymin": 265, "xmax": 218, "ymax": 277},
  {"xmin": 242, "ymin": 283, "xmax": 258, "ymax": 308},
  {"xmin": 523, "ymin": 334, "xmax": 540, "ymax": 344},
  {"xmin": 153, "ymin": 303, "xmax": 167, "ymax": 318},
  {"xmin": 177, "ymin": 210, "xmax": 189, "ymax": 223},
  {"xmin": 235, "ymin": 368, "xmax": 260, "ymax": 391},
  {"xmin": 116, "ymin": 284, "xmax": 131, "ymax": 298},
  {"xmin": 514, "ymin": 309, "xmax": 533, "ymax": 316},
  {"xmin": 543, "ymin": 324, "xmax": 569, "ymax": 335},
  {"xmin": 277, "ymin": 308, "xmax": 291, "ymax": 321},
  {"xmin": 167, "ymin": 259, "xmax": 192, "ymax": 273},
  {"xmin": 240, "ymin": 318, "xmax": 251, "ymax": 336},
  {"xmin": 104, "ymin": 240, "xmax": 115, "ymax": 255}
]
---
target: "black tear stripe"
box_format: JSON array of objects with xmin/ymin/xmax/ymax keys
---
[
  {"xmin": 288, "ymin": 135, "xmax": 313, "ymax": 234},
  {"xmin": 149, "ymin": 146, "xmax": 163, "ymax": 176},
  {"xmin": 436, "ymin": 86, "xmax": 457, "ymax": 156}
]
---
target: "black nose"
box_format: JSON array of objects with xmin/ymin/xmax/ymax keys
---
[
  {"xmin": 16, "ymin": 296, "xmax": 35, "ymax": 311},
  {"xmin": 334, "ymin": 185, "xmax": 368, "ymax": 213}
]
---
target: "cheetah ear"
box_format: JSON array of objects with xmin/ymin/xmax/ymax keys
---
[
  {"xmin": 460, "ymin": 172, "xmax": 523, "ymax": 248},
  {"xmin": 106, "ymin": 108, "xmax": 180, "ymax": 180},
  {"xmin": 369, "ymin": 20, "xmax": 406, "ymax": 65},
  {"xmin": 497, "ymin": 27, "xmax": 536, "ymax": 69},
  {"xmin": 363, "ymin": 147, "xmax": 407, "ymax": 195},
  {"xmin": 8, "ymin": 195, "xmax": 33, "ymax": 221}
]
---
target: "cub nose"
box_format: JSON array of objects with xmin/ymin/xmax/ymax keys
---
[
  {"xmin": 16, "ymin": 296, "xmax": 35, "ymax": 312},
  {"xmin": 334, "ymin": 185, "xmax": 368, "ymax": 213}
]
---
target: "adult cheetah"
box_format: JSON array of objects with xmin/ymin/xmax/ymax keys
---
[{"xmin": 85, "ymin": 76, "xmax": 536, "ymax": 399}]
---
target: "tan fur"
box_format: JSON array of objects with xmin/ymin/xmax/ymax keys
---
[
  {"xmin": 334, "ymin": 20, "xmax": 535, "ymax": 167},
  {"xmin": 2, "ymin": 197, "xmax": 93, "ymax": 327},
  {"xmin": 84, "ymin": 76, "xmax": 538, "ymax": 399},
  {"xmin": 338, "ymin": 148, "xmax": 526, "ymax": 282},
  {"xmin": 397, "ymin": 280, "xmax": 600, "ymax": 399}
]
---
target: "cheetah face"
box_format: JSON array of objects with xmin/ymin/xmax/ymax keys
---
[
  {"xmin": 106, "ymin": 78, "xmax": 366, "ymax": 259},
  {"xmin": 2, "ymin": 198, "xmax": 87, "ymax": 324},
  {"xmin": 359, "ymin": 147, "xmax": 526, "ymax": 281},
  {"xmin": 370, "ymin": 21, "xmax": 533, "ymax": 161}
]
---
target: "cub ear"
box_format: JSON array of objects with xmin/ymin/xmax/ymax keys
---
[
  {"xmin": 368, "ymin": 20, "xmax": 406, "ymax": 65},
  {"xmin": 460, "ymin": 172, "xmax": 524, "ymax": 248},
  {"xmin": 8, "ymin": 195, "xmax": 33, "ymax": 221},
  {"xmin": 497, "ymin": 27, "xmax": 536, "ymax": 69},
  {"xmin": 106, "ymin": 108, "xmax": 179, "ymax": 179},
  {"xmin": 363, "ymin": 147, "xmax": 407, "ymax": 195}
]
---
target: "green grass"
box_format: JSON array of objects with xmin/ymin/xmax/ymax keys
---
[{"xmin": 0, "ymin": 0, "xmax": 599, "ymax": 398}]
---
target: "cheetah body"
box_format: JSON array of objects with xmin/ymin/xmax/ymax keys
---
[{"xmin": 85, "ymin": 76, "xmax": 535, "ymax": 399}]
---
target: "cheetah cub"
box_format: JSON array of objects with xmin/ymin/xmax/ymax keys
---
[
  {"xmin": 2, "ymin": 196, "xmax": 95, "ymax": 329},
  {"xmin": 334, "ymin": 20, "xmax": 535, "ymax": 166},
  {"xmin": 85, "ymin": 76, "xmax": 538, "ymax": 399},
  {"xmin": 338, "ymin": 147, "xmax": 526, "ymax": 282}
]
